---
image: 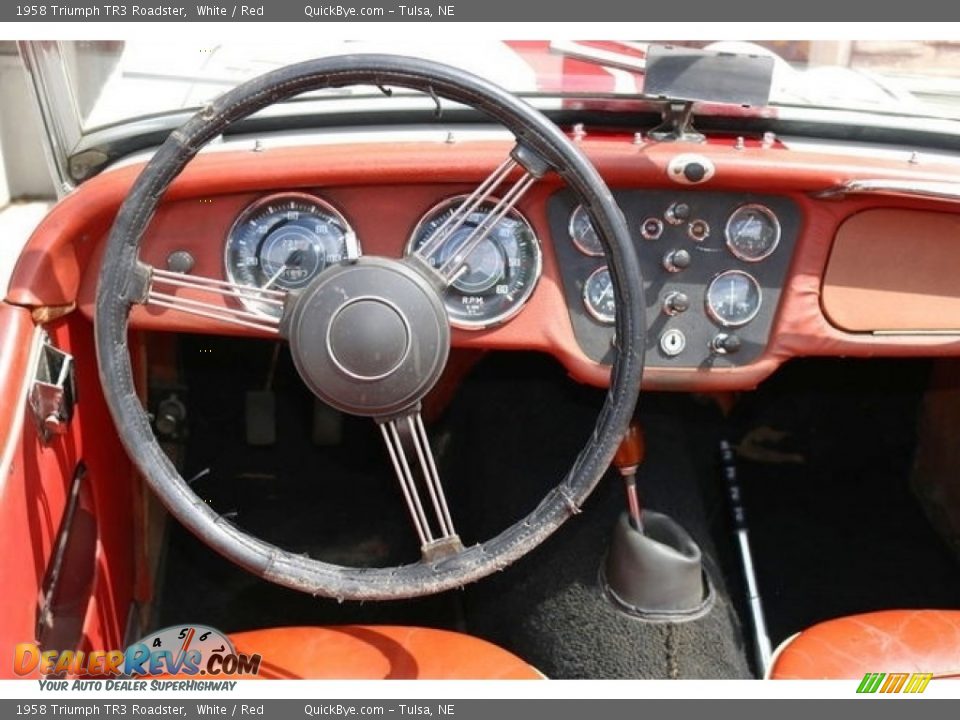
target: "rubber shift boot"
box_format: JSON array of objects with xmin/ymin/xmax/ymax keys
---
[{"xmin": 601, "ymin": 511, "xmax": 715, "ymax": 621}]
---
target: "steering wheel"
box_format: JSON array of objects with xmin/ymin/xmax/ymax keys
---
[{"xmin": 95, "ymin": 55, "xmax": 645, "ymax": 600}]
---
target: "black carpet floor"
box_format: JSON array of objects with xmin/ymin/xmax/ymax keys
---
[
  {"xmin": 156, "ymin": 341, "xmax": 750, "ymax": 678},
  {"xmin": 446, "ymin": 362, "xmax": 750, "ymax": 679},
  {"xmin": 724, "ymin": 358, "xmax": 960, "ymax": 647}
]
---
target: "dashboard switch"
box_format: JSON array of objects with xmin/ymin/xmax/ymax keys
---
[
  {"xmin": 710, "ymin": 333, "xmax": 742, "ymax": 355},
  {"xmin": 667, "ymin": 153, "xmax": 716, "ymax": 185},
  {"xmin": 166, "ymin": 250, "xmax": 195, "ymax": 274},
  {"xmin": 683, "ymin": 162, "xmax": 707, "ymax": 183},
  {"xmin": 662, "ymin": 249, "xmax": 691, "ymax": 273},
  {"xmin": 662, "ymin": 291, "xmax": 690, "ymax": 316},
  {"xmin": 664, "ymin": 202, "xmax": 691, "ymax": 225}
]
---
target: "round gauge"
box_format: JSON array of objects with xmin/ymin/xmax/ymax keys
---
[
  {"xmin": 568, "ymin": 204, "xmax": 605, "ymax": 257},
  {"xmin": 583, "ymin": 266, "xmax": 616, "ymax": 324},
  {"xmin": 225, "ymin": 192, "xmax": 355, "ymax": 317},
  {"xmin": 705, "ymin": 270, "xmax": 762, "ymax": 327},
  {"xmin": 135, "ymin": 624, "xmax": 234, "ymax": 655},
  {"xmin": 131, "ymin": 624, "xmax": 235, "ymax": 675},
  {"xmin": 406, "ymin": 195, "xmax": 542, "ymax": 329},
  {"xmin": 725, "ymin": 204, "xmax": 781, "ymax": 262}
]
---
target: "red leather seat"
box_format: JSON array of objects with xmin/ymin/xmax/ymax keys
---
[
  {"xmin": 224, "ymin": 626, "xmax": 543, "ymax": 679},
  {"xmin": 769, "ymin": 610, "xmax": 960, "ymax": 679}
]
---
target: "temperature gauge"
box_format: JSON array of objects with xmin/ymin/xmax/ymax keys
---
[{"xmin": 583, "ymin": 266, "xmax": 616, "ymax": 324}]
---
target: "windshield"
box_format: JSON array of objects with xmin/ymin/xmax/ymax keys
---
[{"xmin": 53, "ymin": 39, "xmax": 960, "ymax": 132}]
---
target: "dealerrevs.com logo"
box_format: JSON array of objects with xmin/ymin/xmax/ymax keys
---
[{"xmin": 15, "ymin": 625, "xmax": 260, "ymax": 689}]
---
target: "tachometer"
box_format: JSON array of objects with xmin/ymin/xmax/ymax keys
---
[
  {"xmin": 225, "ymin": 193, "xmax": 355, "ymax": 317},
  {"xmin": 406, "ymin": 196, "xmax": 542, "ymax": 329},
  {"xmin": 705, "ymin": 270, "xmax": 762, "ymax": 327},
  {"xmin": 725, "ymin": 204, "xmax": 780, "ymax": 262}
]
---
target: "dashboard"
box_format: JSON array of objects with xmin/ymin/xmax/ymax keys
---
[
  {"xmin": 213, "ymin": 183, "xmax": 798, "ymax": 371},
  {"xmin": 10, "ymin": 132, "xmax": 960, "ymax": 391}
]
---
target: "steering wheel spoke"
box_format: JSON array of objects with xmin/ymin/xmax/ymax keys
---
[
  {"xmin": 377, "ymin": 409, "xmax": 463, "ymax": 562},
  {"xmin": 139, "ymin": 264, "xmax": 285, "ymax": 335},
  {"xmin": 411, "ymin": 144, "xmax": 543, "ymax": 288}
]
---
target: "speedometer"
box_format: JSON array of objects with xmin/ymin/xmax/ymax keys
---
[
  {"xmin": 224, "ymin": 193, "xmax": 355, "ymax": 317},
  {"xmin": 407, "ymin": 195, "xmax": 542, "ymax": 329}
]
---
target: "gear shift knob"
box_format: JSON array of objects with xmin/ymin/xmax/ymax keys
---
[
  {"xmin": 614, "ymin": 423, "xmax": 646, "ymax": 476},
  {"xmin": 613, "ymin": 421, "xmax": 645, "ymax": 531}
]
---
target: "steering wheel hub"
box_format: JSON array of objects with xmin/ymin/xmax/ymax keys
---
[
  {"xmin": 285, "ymin": 256, "xmax": 450, "ymax": 417},
  {"xmin": 327, "ymin": 298, "xmax": 411, "ymax": 380}
]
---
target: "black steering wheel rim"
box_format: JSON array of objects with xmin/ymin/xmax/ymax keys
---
[{"xmin": 95, "ymin": 54, "xmax": 646, "ymax": 601}]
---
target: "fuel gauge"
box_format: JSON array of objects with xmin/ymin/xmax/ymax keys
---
[{"xmin": 583, "ymin": 266, "xmax": 616, "ymax": 324}]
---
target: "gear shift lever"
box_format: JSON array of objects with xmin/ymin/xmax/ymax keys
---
[
  {"xmin": 601, "ymin": 420, "xmax": 713, "ymax": 620},
  {"xmin": 613, "ymin": 422, "xmax": 645, "ymax": 531}
]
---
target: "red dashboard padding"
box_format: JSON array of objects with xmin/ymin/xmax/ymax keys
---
[
  {"xmin": 223, "ymin": 625, "xmax": 544, "ymax": 679},
  {"xmin": 769, "ymin": 610, "xmax": 960, "ymax": 679}
]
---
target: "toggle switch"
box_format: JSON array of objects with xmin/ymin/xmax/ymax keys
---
[
  {"xmin": 710, "ymin": 333, "xmax": 742, "ymax": 355},
  {"xmin": 662, "ymin": 249, "xmax": 691, "ymax": 273},
  {"xmin": 662, "ymin": 291, "xmax": 690, "ymax": 316}
]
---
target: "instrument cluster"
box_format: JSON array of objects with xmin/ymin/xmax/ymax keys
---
[
  {"xmin": 224, "ymin": 191, "xmax": 542, "ymax": 330},
  {"xmin": 551, "ymin": 190, "xmax": 799, "ymax": 369},
  {"xmin": 219, "ymin": 185, "xmax": 796, "ymax": 371}
]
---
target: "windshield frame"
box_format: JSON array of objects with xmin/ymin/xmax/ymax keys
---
[{"xmin": 19, "ymin": 40, "xmax": 960, "ymax": 194}]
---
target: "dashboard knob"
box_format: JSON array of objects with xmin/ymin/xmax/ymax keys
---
[
  {"xmin": 166, "ymin": 250, "xmax": 195, "ymax": 274},
  {"xmin": 710, "ymin": 333, "xmax": 742, "ymax": 355},
  {"xmin": 662, "ymin": 291, "xmax": 690, "ymax": 315},
  {"xmin": 683, "ymin": 162, "xmax": 707, "ymax": 183},
  {"xmin": 154, "ymin": 394, "xmax": 187, "ymax": 437},
  {"xmin": 664, "ymin": 202, "xmax": 691, "ymax": 225},
  {"xmin": 613, "ymin": 422, "xmax": 646, "ymax": 473},
  {"xmin": 662, "ymin": 249, "xmax": 691, "ymax": 273}
]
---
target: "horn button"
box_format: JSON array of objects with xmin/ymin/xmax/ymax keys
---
[{"xmin": 285, "ymin": 257, "xmax": 450, "ymax": 418}]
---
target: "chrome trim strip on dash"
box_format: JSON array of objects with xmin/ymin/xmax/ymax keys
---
[{"xmin": 815, "ymin": 179, "xmax": 960, "ymax": 201}]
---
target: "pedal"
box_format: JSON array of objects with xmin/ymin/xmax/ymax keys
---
[
  {"xmin": 244, "ymin": 390, "xmax": 276, "ymax": 446},
  {"xmin": 312, "ymin": 397, "xmax": 343, "ymax": 446}
]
